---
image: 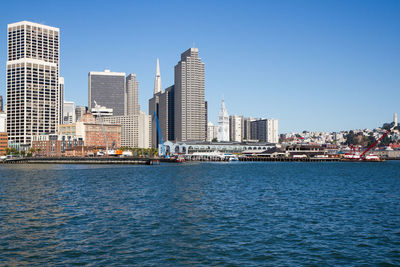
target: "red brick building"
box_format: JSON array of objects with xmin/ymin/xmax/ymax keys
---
[
  {"xmin": 59, "ymin": 113, "xmax": 121, "ymax": 149},
  {"xmin": 31, "ymin": 135, "xmax": 62, "ymax": 157},
  {"xmin": 0, "ymin": 132, "xmax": 8, "ymax": 156}
]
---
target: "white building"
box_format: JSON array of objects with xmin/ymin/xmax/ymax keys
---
[
  {"xmin": 217, "ymin": 99, "xmax": 229, "ymax": 142},
  {"xmin": 0, "ymin": 111, "xmax": 6, "ymax": 132},
  {"xmin": 207, "ymin": 121, "xmax": 219, "ymax": 142},
  {"xmin": 63, "ymin": 101, "xmax": 76, "ymax": 124},
  {"xmin": 394, "ymin": 113, "xmax": 398, "ymax": 127},
  {"xmin": 101, "ymin": 111, "xmax": 151, "ymax": 148},
  {"xmin": 6, "ymin": 21, "xmax": 61, "ymax": 145},
  {"xmin": 91, "ymin": 105, "xmax": 113, "ymax": 117},
  {"xmin": 229, "ymin": 115, "xmax": 243, "ymax": 142}
]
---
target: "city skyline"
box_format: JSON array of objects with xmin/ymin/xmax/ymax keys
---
[{"xmin": 0, "ymin": 1, "xmax": 399, "ymax": 133}]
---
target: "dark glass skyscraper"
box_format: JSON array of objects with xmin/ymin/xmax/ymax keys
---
[{"xmin": 88, "ymin": 70, "xmax": 125, "ymax": 116}]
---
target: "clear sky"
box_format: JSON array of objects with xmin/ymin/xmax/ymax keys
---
[{"xmin": 0, "ymin": 0, "xmax": 399, "ymax": 133}]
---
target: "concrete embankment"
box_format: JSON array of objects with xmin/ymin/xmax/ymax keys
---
[{"xmin": 0, "ymin": 157, "xmax": 162, "ymax": 165}]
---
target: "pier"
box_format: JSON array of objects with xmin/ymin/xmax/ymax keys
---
[{"xmin": 0, "ymin": 157, "xmax": 161, "ymax": 165}]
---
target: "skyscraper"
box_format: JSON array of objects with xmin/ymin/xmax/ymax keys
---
[
  {"xmin": 217, "ymin": 99, "xmax": 229, "ymax": 142},
  {"xmin": 149, "ymin": 59, "xmax": 175, "ymax": 147},
  {"xmin": 88, "ymin": 70, "xmax": 125, "ymax": 116},
  {"xmin": 125, "ymin": 74, "xmax": 140, "ymax": 115},
  {"xmin": 394, "ymin": 113, "xmax": 398, "ymax": 127},
  {"xmin": 6, "ymin": 21, "xmax": 61, "ymax": 145},
  {"xmin": 0, "ymin": 95, "xmax": 3, "ymax": 112},
  {"xmin": 174, "ymin": 48, "xmax": 206, "ymax": 142}
]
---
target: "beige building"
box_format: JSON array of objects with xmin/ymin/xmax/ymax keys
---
[
  {"xmin": 125, "ymin": 74, "xmax": 140, "ymax": 115},
  {"xmin": 174, "ymin": 48, "xmax": 206, "ymax": 142},
  {"xmin": 229, "ymin": 115, "xmax": 244, "ymax": 142},
  {"xmin": 101, "ymin": 111, "xmax": 151, "ymax": 148}
]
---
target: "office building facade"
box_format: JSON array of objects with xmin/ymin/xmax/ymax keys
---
[
  {"xmin": 229, "ymin": 115, "xmax": 244, "ymax": 142},
  {"xmin": 63, "ymin": 100, "xmax": 76, "ymax": 124},
  {"xmin": 88, "ymin": 70, "xmax": 125, "ymax": 116},
  {"xmin": 6, "ymin": 21, "xmax": 61, "ymax": 145},
  {"xmin": 125, "ymin": 74, "xmax": 140, "ymax": 115},
  {"xmin": 102, "ymin": 112, "xmax": 151, "ymax": 148},
  {"xmin": 75, "ymin": 106, "xmax": 87, "ymax": 122},
  {"xmin": 174, "ymin": 48, "xmax": 206, "ymax": 142},
  {"xmin": 243, "ymin": 117, "xmax": 256, "ymax": 141},
  {"xmin": 251, "ymin": 118, "xmax": 279, "ymax": 143}
]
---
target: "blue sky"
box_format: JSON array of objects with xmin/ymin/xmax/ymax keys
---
[{"xmin": 0, "ymin": 0, "xmax": 399, "ymax": 133}]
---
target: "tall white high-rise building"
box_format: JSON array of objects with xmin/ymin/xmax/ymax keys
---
[
  {"xmin": 63, "ymin": 101, "xmax": 76, "ymax": 124},
  {"xmin": 229, "ymin": 115, "xmax": 243, "ymax": 142},
  {"xmin": 175, "ymin": 48, "xmax": 206, "ymax": 142},
  {"xmin": 217, "ymin": 99, "xmax": 229, "ymax": 142},
  {"xmin": 125, "ymin": 74, "xmax": 140, "ymax": 115},
  {"xmin": 394, "ymin": 113, "xmax": 398, "ymax": 127},
  {"xmin": 6, "ymin": 21, "xmax": 61, "ymax": 145}
]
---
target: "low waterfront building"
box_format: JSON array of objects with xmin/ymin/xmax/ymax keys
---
[
  {"xmin": 284, "ymin": 144, "xmax": 326, "ymax": 158},
  {"xmin": 65, "ymin": 146, "xmax": 96, "ymax": 157},
  {"xmin": 162, "ymin": 140, "xmax": 276, "ymax": 155},
  {"xmin": 0, "ymin": 132, "xmax": 8, "ymax": 156},
  {"xmin": 32, "ymin": 135, "xmax": 62, "ymax": 157},
  {"xmin": 242, "ymin": 147, "xmax": 288, "ymax": 158}
]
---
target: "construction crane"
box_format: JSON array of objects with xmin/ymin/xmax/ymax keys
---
[
  {"xmin": 359, "ymin": 126, "xmax": 394, "ymax": 160},
  {"xmin": 94, "ymin": 100, "xmax": 108, "ymax": 155},
  {"xmin": 153, "ymin": 110, "xmax": 165, "ymax": 157}
]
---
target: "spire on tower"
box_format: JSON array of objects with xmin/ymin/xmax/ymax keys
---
[{"xmin": 153, "ymin": 58, "xmax": 162, "ymax": 94}]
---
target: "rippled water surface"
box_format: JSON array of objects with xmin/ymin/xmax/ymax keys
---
[{"xmin": 0, "ymin": 162, "xmax": 399, "ymax": 265}]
